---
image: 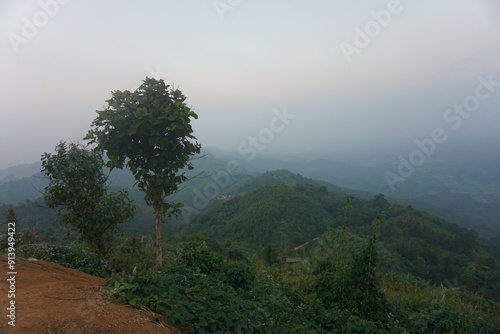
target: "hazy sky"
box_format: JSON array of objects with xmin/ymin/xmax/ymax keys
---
[{"xmin": 1, "ymin": 0, "xmax": 499, "ymax": 170}]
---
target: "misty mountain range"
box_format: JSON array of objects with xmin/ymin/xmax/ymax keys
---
[{"xmin": 0, "ymin": 147, "xmax": 499, "ymax": 237}]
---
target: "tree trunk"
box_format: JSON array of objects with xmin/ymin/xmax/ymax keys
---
[{"xmin": 154, "ymin": 203, "xmax": 164, "ymax": 269}]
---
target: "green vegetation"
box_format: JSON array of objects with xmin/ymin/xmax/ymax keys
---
[
  {"xmin": 3, "ymin": 177, "xmax": 499, "ymax": 332},
  {"xmin": 1, "ymin": 207, "xmax": 38, "ymax": 251},
  {"xmin": 2, "ymin": 145, "xmax": 499, "ymax": 332},
  {"xmin": 19, "ymin": 243, "xmax": 111, "ymax": 277},
  {"xmin": 102, "ymin": 234, "xmax": 499, "ymax": 333},
  {"xmin": 178, "ymin": 175, "xmax": 500, "ymax": 302},
  {"xmin": 86, "ymin": 77, "xmax": 201, "ymax": 268},
  {"xmin": 1, "ymin": 64, "xmax": 497, "ymax": 332},
  {"xmin": 185, "ymin": 183, "xmax": 332, "ymax": 249},
  {"xmin": 41, "ymin": 141, "xmax": 136, "ymax": 254}
]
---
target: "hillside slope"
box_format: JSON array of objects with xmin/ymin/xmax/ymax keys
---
[
  {"xmin": 184, "ymin": 183, "xmax": 334, "ymax": 249},
  {"xmin": 0, "ymin": 254, "xmax": 177, "ymax": 334},
  {"xmin": 179, "ymin": 179, "xmax": 500, "ymax": 300}
]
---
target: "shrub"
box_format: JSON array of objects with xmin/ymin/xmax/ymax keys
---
[
  {"xmin": 176, "ymin": 239, "xmax": 222, "ymax": 275},
  {"xmin": 104, "ymin": 265, "xmax": 269, "ymax": 333},
  {"xmin": 314, "ymin": 219, "xmax": 390, "ymax": 324},
  {"xmin": 220, "ymin": 260, "xmax": 255, "ymax": 291},
  {"xmin": 19, "ymin": 243, "xmax": 110, "ymax": 277},
  {"xmin": 106, "ymin": 235, "xmax": 155, "ymax": 273}
]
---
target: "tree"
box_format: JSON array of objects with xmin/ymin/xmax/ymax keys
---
[
  {"xmin": 41, "ymin": 141, "xmax": 136, "ymax": 255},
  {"xmin": 1, "ymin": 208, "xmax": 17, "ymax": 232},
  {"xmin": 314, "ymin": 217, "xmax": 389, "ymax": 323},
  {"xmin": 347, "ymin": 217, "xmax": 389, "ymax": 321},
  {"xmin": 86, "ymin": 77, "xmax": 201, "ymax": 268},
  {"xmin": 1, "ymin": 208, "xmax": 17, "ymax": 250}
]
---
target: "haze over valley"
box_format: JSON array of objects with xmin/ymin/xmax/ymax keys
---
[{"xmin": 1, "ymin": 1, "xmax": 500, "ymax": 332}]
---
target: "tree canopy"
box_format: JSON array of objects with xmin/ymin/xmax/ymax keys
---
[
  {"xmin": 86, "ymin": 77, "xmax": 201, "ymax": 268},
  {"xmin": 41, "ymin": 141, "xmax": 136, "ymax": 254}
]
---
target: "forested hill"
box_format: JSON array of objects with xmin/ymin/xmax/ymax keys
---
[
  {"xmin": 184, "ymin": 183, "xmax": 333, "ymax": 248},
  {"xmin": 179, "ymin": 178, "xmax": 500, "ymax": 301},
  {"xmin": 3, "ymin": 164, "xmax": 500, "ymax": 300}
]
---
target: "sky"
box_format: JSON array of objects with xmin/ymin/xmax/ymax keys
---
[{"xmin": 1, "ymin": 0, "xmax": 499, "ymax": 170}]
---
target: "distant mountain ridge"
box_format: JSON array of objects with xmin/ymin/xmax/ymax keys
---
[
  {"xmin": 1, "ymin": 149, "xmax": 499, "ymax": 237},
  {"xmin": 0, "ymin": 161, "xmax": 42, "ymax": 185}
]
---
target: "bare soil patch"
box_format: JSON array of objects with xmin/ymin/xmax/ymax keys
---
[{"xmin": 0, "ymin": 253, "xmax": 178, "ymax": 334}]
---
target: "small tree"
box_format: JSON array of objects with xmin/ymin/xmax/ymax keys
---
[
  {"xmin": 314, "ymin": 211, "xmax": 389, "ymax": 323},
  {"xmin": 86, "ymin": 77, "xmax": 201, "ymax": 268},
  {"xmin": 347, "ymin": 217, "xmax": 389, "ymax": 321},
  {"xmin": 41, "ymin": 141, "xmax": 136, "ymax": 255},
  {"xmin": 0, "ymin": 208, "xmax": 17, "ymax": 250},
  {"xmin": 5, "ymin": 208, "xmax": 16, "ymax": 225}
]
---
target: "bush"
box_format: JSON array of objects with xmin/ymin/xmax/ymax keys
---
[
  {"xmin": 106, "ymin": 235, "xmax": 155, "ymax": 273},
  {"xmin": 19, "ymin": 243, "xmax": 110, "ymax": 278},
  {"xmin": 313, "ymin": 220, "xmax": 390, "ymax": 324},
  {"xmin": 402, "ymin": 301, "xmax": 498, "ymax": 333},
  {"xmin": 104, "ymin": 265, "xmax": 270, "ymax": 333},
  {"xmin": 220, "ymin": 260, "xmax": 255, "ymax": 291},
  {"xmin": 104, "ymin": 239, "xmax": 344, "ymax": 333},
  {"xmin": 103, "ymin": 237, "xmax": 499, "ymax": 333},
  {"xmin": 383, "ymin": 272, "xmax": 500, "ymax": 333},
  {"xmin": 176, "ymin": 239, "xmax": 222, "ymax": 275}
]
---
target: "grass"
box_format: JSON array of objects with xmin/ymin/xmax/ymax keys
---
[{"xmin": 382, "ymin": 272, "xmax": 500, "ymax": 327}]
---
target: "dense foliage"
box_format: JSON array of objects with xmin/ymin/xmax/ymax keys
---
[
  {"xmin": 179, "ymin": 176, "xmax": 500, "ymax": 301},
  {"xmin": 103, "ymin": 236, "xmax": 499, "ymax": 333},
  {"xmin": 17, "ymin": 235, "xmax": 157, "ymax": 277},
  {"xmin": 41, "ymin": 142, "xmax": 136, "ymax": 254},
  {"xmin": 2, "ymin": 167, "xmax": 499, "ymax": 332},
  {"xmin": 185, "ymin": 183, "xmax": 332, "ymax": 249},
  {"xmin": 86, "ymin": 77, "xmax": 201, "ymax": 268},
  {"xmin": 19, "ymin": 243, "xmax": 111, "ymax": 277},
  {"xmin": 104, "ymin": 237, "xmax": 390, "ymax": 333}
]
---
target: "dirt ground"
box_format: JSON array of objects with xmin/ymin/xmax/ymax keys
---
[{"xmin": 0, "ymin": 253, "xmax": 179, "ymax": 334}]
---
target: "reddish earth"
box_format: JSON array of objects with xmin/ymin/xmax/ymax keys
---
[{"xmin": 0, "ymin": 254, "xmax": 179, "ymax": 334}]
